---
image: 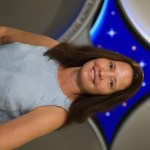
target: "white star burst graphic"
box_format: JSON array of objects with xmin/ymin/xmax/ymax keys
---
[
  {"xmin": 107, "ymin": 28, "xmax": 117, "ymax": 38},
  {"xmin": 139, "ymin": 60, "xmax": 146, "ymax": 68}
]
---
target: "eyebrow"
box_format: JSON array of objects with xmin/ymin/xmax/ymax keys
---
[
  {"xmin": 113, "ymin": 61, "xmax": 116, "ymax": 71},
  {"xmin": 113, "ymin": 61, "xmax": 117, "ymax": 90}
]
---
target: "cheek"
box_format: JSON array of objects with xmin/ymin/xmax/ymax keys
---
[
  {"xmin": 80, "ymin": 66, "xmax": 91, "ymax": 83},
  {"xmin": 95, "ymin": 80, "xmax": 109, "ymax": 94},
  {"xmin": 78, "ymin": 68, "xmax": 91, "ymax": 90}
]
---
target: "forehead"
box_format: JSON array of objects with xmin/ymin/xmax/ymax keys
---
[{"xmin": 114, "ymin": 61, "xmax": 133, "ymax": 92}]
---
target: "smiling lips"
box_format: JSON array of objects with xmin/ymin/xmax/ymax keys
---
[{"xmin": 91, "ymin": 67, "xmax": 95, "ymax": 83}]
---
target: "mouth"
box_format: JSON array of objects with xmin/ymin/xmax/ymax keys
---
[{"xmin": 91, "ymin": 67, "xmax": 96, "ymax": 83}]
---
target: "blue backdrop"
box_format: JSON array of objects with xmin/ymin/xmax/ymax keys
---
[{"xmin": 90, "ymin": 0, "xmax": 150, "ymax": 147}]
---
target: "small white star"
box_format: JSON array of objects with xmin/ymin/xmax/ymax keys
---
[
  {"xmin": 98, "ymin": 45, "xmax": 102, "ymax": 48},
  {"xmin": 131, "ymin": 45, "xmax": 137, "ymax": 51},
  {"xmin": 142, "ymin": 82, "xmax": 146, "ymax": 87},
  {"xmin": 139, "ymin": 60, "xmax": 146, "ymax": 68},
  {"xmin": 111, "ymin": 11, "xmax": 115, "ymax": 15},
  {"xmin": 107, "ymin": 28, "xmax": 117, "ymax": 38},
  {"xmin": 106, "ymin": 112, "xmax": 111, "ymax": 117},
  {"xmin": 122, "ymin": 102, "xmax": 127, "ymax": 107}
]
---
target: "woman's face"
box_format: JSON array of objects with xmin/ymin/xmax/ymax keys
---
[{"xmin": 77, "ymin": 58, "xmax": 133, "ymax": 95}]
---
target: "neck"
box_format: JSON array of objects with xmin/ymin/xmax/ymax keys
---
[{"xmin": 57, "ymin": 65, "xmax": 81, "ymax": 102}]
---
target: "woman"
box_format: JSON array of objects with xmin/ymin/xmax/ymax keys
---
[{"xmin": 0, "ymin": 26, "xmax": 143, "ymax": 149}]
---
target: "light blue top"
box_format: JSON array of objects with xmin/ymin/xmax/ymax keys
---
[{"xmin": 0, "ymin": 42, "xmax": 72, "ymax": 123}]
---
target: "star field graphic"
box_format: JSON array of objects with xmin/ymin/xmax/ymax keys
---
[{"xmin": 89, "ymin": 0, "xmax": 150, "ymax": 146}]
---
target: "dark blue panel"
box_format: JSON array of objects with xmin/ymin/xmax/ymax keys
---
[{"xmin": 90, "ymin": 0, "xmax": 150, "ymax": 146}]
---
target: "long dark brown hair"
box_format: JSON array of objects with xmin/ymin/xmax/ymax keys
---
[{"xmin": 44, "ymin": 42, "xmax": 144, "ymax": 126}]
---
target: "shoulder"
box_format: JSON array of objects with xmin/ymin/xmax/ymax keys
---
[{"xmin": 30, "ymin": 106, "xmax": 68, "ymax": 127}]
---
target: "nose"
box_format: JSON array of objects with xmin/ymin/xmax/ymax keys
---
[{"xmin": 100, "ymin": 69, "xmax": 115, "ymax": 80}]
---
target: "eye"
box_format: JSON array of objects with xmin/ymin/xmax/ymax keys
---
[
  {"xmin": 109, "ymin": 79, "xmax": 114, "ymax": 88},
  {"xmin": 109, "ymin": 61, "xmax": 114, "ymax": 70}
]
